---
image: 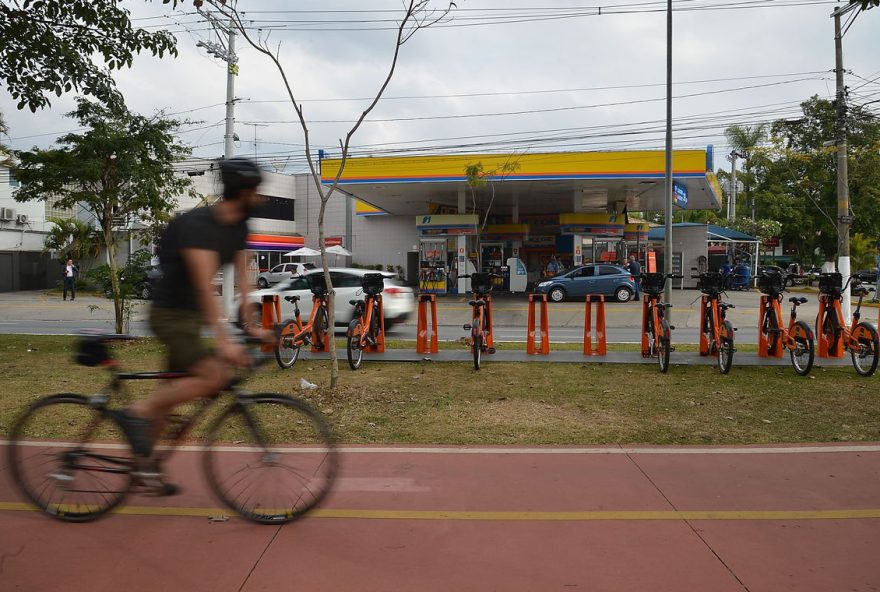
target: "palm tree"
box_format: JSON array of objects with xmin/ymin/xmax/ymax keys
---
[
  {"xmin": 43, "ymin": 217, "xmax": 101, "ymax": 269},
  {"xmin": 724, "ymin": 124, "xmax": 767, "ymax": 221}
]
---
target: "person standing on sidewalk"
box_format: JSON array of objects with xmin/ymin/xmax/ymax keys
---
[
  {"xmin": 62, "ymin": 259, "xmax": 78, "ymax": 301},
  {"xmin": 627, "ymin": 254, "xmax": 642, "ymax": 300},
  {"xmin": 872, "ymin": 242, "xmax": 880, "ymax": 303}
]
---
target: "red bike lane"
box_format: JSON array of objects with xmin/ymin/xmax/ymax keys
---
[{"xmin": 1, "ymin": 443, "xmax": 879, "ymax": 592}]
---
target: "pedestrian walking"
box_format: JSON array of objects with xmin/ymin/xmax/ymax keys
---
[
  {"xmin": 62, "ymin": 259, "xmax": 78, "ymax": 301},
  {"xmin": 627, "ymin": 254, "xmax": 642, "ymax": 300}
]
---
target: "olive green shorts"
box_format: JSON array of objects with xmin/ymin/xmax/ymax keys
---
[{"xmin": 149, "ymin": 307, "xmax": 211, "ymax": 372}]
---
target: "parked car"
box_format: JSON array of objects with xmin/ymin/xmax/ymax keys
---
[
  {"xmin": 256, "ymin": 262, "xmax": 316, "ymax": 289},
  {"xmin": 855, "ymin": 269, "xmax": 878, "ymax": 284},
  {"xmin": 241, "ymin": 268, "xmax": 415, "ymax": 328},
  {"xmin": 535, "ymin": 264, "xmax": 637, "ymax": 303}
]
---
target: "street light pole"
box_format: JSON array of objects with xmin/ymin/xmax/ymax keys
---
[
  {"xmin": 832, "ymin": 5, "xmax": 854, "ymax": 322},
  {"xmin": 663, "ymin": 0, "xmax": 673, "ymax": 310}
]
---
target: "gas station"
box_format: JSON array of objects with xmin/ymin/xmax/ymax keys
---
[{"xmin": 321, "ymin": 148, "xmax": 723, "ymax": 294}]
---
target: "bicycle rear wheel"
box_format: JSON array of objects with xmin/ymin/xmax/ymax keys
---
[
  {"xmin": 203, "ymin": 394, "xmax": 338, "ymax": 524},
  {"xmin": 658, "ymin": 319, "xmax": 671, "ymax": 373},
  {"xmin": 789, "ymin": 320, "xmax": 815, "ymax": 376},
  {"xmin": 347, "ymin": 318, "xmax": 364, "ymax": 371},
  {"xmin": 472, "ymin": 330, "xmax": 482, "ymax": 371},
  {"xmin": 313, "ymin": 306, "xmax": 330, "ymax": 349},
  {"xmin": 850, "ymin": 322, "xmax": 879, "ymax": 377},
  {"xmin": 718, "ymin": 320, "xmax": 735, "ymax": 374},
  {"xmin": 275, "ymin": 318, "xmax": 303, "ymax": 369},
  {"xmin": 7, "ymin": 394, "xmax": 133, "ymax": 522}
]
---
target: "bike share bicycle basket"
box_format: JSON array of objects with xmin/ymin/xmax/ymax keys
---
[
  {"xmin": 641, "ymin": 273, "xmax": 667, "ymax": 296},
  {"xmin": 470, "ymin": 272, "xmax": 493, "ymax": 295},
  {"xmin": 361, "ymin": 273, "xmax": 385, "ymax": 296},
  {"xmin": 308, "ymin": 272, "xmax": 328, "ymax": 297},
  {"xmin": 757, "ymin": 270, "xmax": 785, "ymax": 295},
  {"xmin": 818, "ymin": 272, "xmax": 843, "ymax": 296},
  {"xmin": 697, "ymin": 271, "xmax": 724, "ymax": 294}
]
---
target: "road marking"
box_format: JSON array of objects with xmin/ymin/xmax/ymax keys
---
[
  {"xmin": 0, "ymin": 501, "xmax": 877, "ymax": 521},
  {"xmin": 2, "ymin": 440, "xmax": 878, "ymax": 455}
]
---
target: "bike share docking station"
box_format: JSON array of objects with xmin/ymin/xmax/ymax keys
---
[
  {"xmin": 583, "ymin": 294, "xmax": 607, "ymax": 356},
  {"xmin": 527, "ymin": 293, "xmax": 550, "ymax": 355},
  {"xmin": 758, "ymin": 294, "xmax": 786, "ymax": 358},
  {"xmin": 816, "ymin": 293, "xmax": 845, "ymax": 358},
  {"xmin": 416, "ymin": 293, "xmax": 439, "ymax": 354}
]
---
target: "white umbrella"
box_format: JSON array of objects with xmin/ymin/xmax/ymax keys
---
[
  {"xmin": 325, "ymin": 245, "xmax": 352, "ymax": 257},
  {"xmin": 284, "ymin": 247, "xmax": 321, "ymax": 257}
]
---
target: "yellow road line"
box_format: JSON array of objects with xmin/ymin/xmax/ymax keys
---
[{"xmin": 1, "ymin": 501, "xmax": 878, "ymax": 521}]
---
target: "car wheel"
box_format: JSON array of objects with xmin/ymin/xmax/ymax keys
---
[
  {"xmin": 257, "ymin": 277, "xmax": 269, "ymax": 289},
  {"xmin": 549, "ymin": 287, "xmax": 566, "ymax": 302},
  {"xmin": 615, "ymin": 286, "xmax": 633, "ymax": 302}
]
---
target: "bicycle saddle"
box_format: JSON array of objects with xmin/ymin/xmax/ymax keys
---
[
  {"xmin": 349, "ymin": 299, "xmax": 361, "ymax": 306},
  {"xmin": 468, "ymin": 300, "xmax": 487, "ymax": 307},
  {"xmin": 788, "ymin": 297, "xmax": 808, "ymax": 304},
  {"xmin": 284, "ymin": 295, "xmax": 300, "ymax": 303},
  {"xmin": 719, "ymin": 302, "xmax": 735, "ymax": 309}
]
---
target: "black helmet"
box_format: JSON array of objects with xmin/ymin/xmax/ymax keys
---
[{"xmin": 220, "ymin": 158, "xmax": 262, "ymax": 197}]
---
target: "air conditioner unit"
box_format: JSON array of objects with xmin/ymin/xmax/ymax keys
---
[
  {"xmin": 0, "ymin": 207, "xmax": 15, "ymax": 221},
  {"xmin": 16, "ymin": 214, "xmax": 29, "ymax": 225}
]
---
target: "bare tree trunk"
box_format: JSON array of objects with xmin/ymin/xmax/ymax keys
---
[
  {"xmin": 103, "ymin": 223, "xmax": 123, "ymax": 334},
  {"xmin": 317, "ymin": 198, "xmax": 339, "ymax": 387}
]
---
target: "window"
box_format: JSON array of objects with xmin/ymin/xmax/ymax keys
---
[
  {"xmin": 331, "ymin": 272, "xmax": 362, "ymax": 288},
  {"xmin": 570, "ymin": 266, "xmax": 595, "ymax": 278},
  {"xmin": 271, "ymin": 264, "xmax": 285, "ymax": 273},
  {"xmin": 254, "ymin": 195, "xmax": 295, "ymax": 222},
  {"xmin": 281, "ymin": 277, "xmax": 310, "ymax": 291},
  {"xmin": 599, "ymin": 266, "xmax": 621, "ymax": 276}
]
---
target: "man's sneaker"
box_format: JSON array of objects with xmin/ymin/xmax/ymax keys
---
[
  {"xmin": 109, "ymin": 408, "xmax": 154, "ymax": 457},
  {"xmin": 132, "ymin": 460, "xmax": 181, "ymax": 497}
]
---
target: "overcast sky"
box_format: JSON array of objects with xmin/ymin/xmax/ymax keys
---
[{"xmin": 2, "ymin": 0, "xmax": 878, "ymax": 175}]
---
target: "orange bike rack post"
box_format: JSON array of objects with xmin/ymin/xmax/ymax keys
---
[
  {"xmin": 640, "ymin": 295, "xmax": 652, "ymax": 357},
  {"xmin": 815, "ymin": 294, "xmax": 844, "ymax": 358},
  {"xmin": 310, "ymin": 295, "xmax": 330, "ymax": 353},
  {"xmin": 527, "ymin": 293, "xmax": 550, "ymax": 355},
  {"xmin": 698, "ymin": 295, "xmax": 711, "ymax": 356},
  {"xmin": 261, "ymin": 294, "xmax": 282, "ymax": 352},
  {"xmin": 363, "ymin": 297, "xmax": 386, "ymax": 354},
  {"xmin": 758, "ymin": 295, "xmax": 785, "ymax": 358},
  {"xmin": 583, "ymin": 294, "xmax": 606, "ymax": 356},
  {"xmin": 416, "ymin": 293, "xmax": 439, "ymax": 354}
]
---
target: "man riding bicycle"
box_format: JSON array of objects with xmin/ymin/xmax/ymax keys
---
[{"xmin": 112, "ymin": 158, "xmax": 270, "ymax": 483}]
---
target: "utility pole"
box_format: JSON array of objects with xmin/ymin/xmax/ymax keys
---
[
  {"xmin": 832, "ymin": 4, "xmax": 855, "ymax": 322},
  {"xmin": 663, "ymin": 0, "xmax": 673, "ymax": 311},
  {"xmin": 197, "ymin": 12, "xmax": 239, "ymax": 318},
  {"xmin": 727, "ymin": 151, "xmax": 738, "ymax": 222}
]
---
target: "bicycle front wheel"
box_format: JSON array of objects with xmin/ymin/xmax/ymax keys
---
[
  {"xmin": 472, "ymin": 330, "xmax": 483, "ymax": 371},
  {"xmin": 658, "ymin": 319, "xmax": 671, "ymax": 374},
  {"xmin": 850, "ymin": 322, "xmax": 880, "ymax": 377},
  {"xmin": 789, "ymin": 320, "xmax": 815, "ymax": 376},
  {"xmin": 203, "ymin": 394, "xmax": 338, "ymax": 524},
  {"xmin": 347, "ymin": 318, "xmax": 364, "ymax": 371},
  {"xmin": 275, "ymin": 318, "xmax": 303, "ymax": 369},
  {"xmin": 7, "ymin": 394, "xmax": 133, "ymax": 522},
  {"xmin": 718, "ymin": 320, "xmax": 735, "ymax": 374}
]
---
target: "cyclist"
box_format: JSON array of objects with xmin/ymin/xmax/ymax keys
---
[{"xmin": 112, "ymin": 158, "xmax": 271, "ymax": 478}]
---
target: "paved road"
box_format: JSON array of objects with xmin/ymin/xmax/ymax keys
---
[
  {"xmin": 2, "ymin": 442, "xmax": 878, "ymax": 591},
  {"xmin": 1, "ymin": 289, "xmax": 876, "ymax": 345}
]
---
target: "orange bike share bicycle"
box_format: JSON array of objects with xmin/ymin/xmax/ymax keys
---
[
  {"xmin": 692, "ymin": 270, "xmax": 737, "ymax": 374},
  {"xmin": 347, "ymin": 273, "xmax": 386, "ymax": 370},
  {"xmin": 460, "ymin": 272, "xmax": 498, "ymax": 371},
  {"xmin": 639, "ymin": 272, "xmax": 682, "ymax": 373},
  {"xmin": 757, "ymin": 269, "xmax": 814, "ymax": 376},
  {"xmin": 274, "ymin": 273, "xmax": 331, "ymax": 369},
  {"xmin": 816, "ymin": 272, "xmax": 879, "ymax": 377}
]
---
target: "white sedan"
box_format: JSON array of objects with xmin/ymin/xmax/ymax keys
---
[{"xmin": 241, "ymin": 268, "xmax": 415, "ymax": 328}]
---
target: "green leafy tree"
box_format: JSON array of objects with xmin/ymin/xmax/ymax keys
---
[
  {"xmin": 724, "ymin": 124, "xmax": 767, "ymax": 220},
  {"xmin": 850, "ymin": 0, "xmax": 879, "ymax": 10},
  {"xmin": 465, "ymin": 158, "xmax": 522, "ymax": 270},
  {"xmin": 14, "ymin": 98, "xmax": 192, "ymax": 333},
  {"xmin": 0, "ymin": 1, "xmax": 194, "ymax": 112},
  {"xmin": 43, "ymin": 216, "xmax": 102, "ymax": 270},
  {"xmin": 754, "ymin": 96, "xmax": 880, "ymax": 264}
]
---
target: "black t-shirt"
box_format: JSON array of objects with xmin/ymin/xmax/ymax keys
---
[{"xmin": 152, "ymin": 207, "xmax": 248, "ymax": 310}]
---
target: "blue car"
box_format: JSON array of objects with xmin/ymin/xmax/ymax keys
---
[{"xmin": 535, "ymin": 264, "xmax": 637, "ymax": 303}]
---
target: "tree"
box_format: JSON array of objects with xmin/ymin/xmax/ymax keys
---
[
  {"xmin": 464, "ymin": 159, "xmax": 521, "ymax": 270},
  {"xmin": 14, "ymin": 98, "xmax": 192, "ymax": 333},
  {"xmin": 0, "ymin": 1, "xmax": 188, "ymax": 112},
  {"xmin": 724, "ymin": 124, "xmax": 767, "ymax": 220},
  {"xmin": 850, "ymin": 0, "xmax": 879, "ymax": 10},
  {"xmin": 753, "ymin": 96, "xmax": 880, "ymax": 264},
  {"xmin": 43, "ymin": 217, "xmax": 102, "ymax": 270},
  {"xmin": 206, "ymin": 0, "xmax": 456, "ymax": 388}
]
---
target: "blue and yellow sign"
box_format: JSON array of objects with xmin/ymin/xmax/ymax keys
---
[
  {"xmin": 624, "ymin": 223, "xmax": 649, "ymax": 242},
  {"xmin": 558, "ymin": 213, "xmax": 624, "ymax": 237}
]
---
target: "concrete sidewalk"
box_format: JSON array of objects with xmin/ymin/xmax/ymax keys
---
[{"xmin": 1, "ymin": 442, "xmax": 879, "ymax": 591}]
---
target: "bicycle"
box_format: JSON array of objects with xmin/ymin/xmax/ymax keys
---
[
  {"xmin": 461, "ymin": 272, "xmax": 497, "ymax": 371},
  {"xmin": 274, "ymin": 273, "xmax": 331, "ymax": 369},
  {"xmin": 756, "ymin": 269, "xmax": 814, "ymax": 376},
  {"xmin": 639, "ymin": 272, "xmax": 682, "ymax": 373},
  {"xmin": 692, "ymin": 270, "xmax": 737, "ymax": 374},
  {"xmin": 7, "ymin": 333, "xmax": 338, "ymax": 524},
  {"xmin": 816, "ymin": 272, "xmax": 879, "ymax": 376},
  {"xmin": 346, "ymin": 273, "xmax": 386, "ymax": 370}
]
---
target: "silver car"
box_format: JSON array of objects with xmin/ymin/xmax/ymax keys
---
[{"xmin": 256, "ymin": 262, "xmax": 316, "ymax": 289}]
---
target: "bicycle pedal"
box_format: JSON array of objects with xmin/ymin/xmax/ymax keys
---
[{"xmin": 462, "ymin": 324, "xmax": 472, "ymax": 331}]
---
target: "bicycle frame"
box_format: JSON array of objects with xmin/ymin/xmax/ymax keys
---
[
  {"xmin": 698, "ymin": 295, "xmax": 726, "ymax": 355},
  {"xmin": 282, "ymin": 293, "xmax": 330, "ymax": 348},
  {"xmin": 469, "ymin": 293, "xmax": 494, "ymax": 351},
  {"xmin": 819, "ymin": 284, "xmax": 866, "ymax": 354},
  {"xmin": 641, "ymin": 294, "xmax": 666, "ymax": 357},
  {"xmin": 354, "ymin": 292, "xmax": 385, "ymax": 352}
]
